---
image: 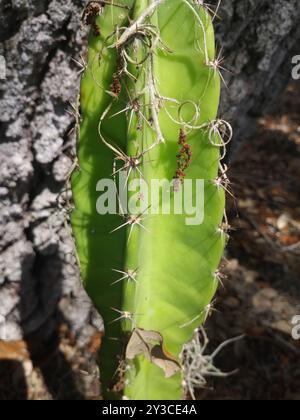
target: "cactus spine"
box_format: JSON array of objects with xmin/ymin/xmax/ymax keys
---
[{"xmin": 71, "ymin": 0, "xmax": 231, "ymax": 400}]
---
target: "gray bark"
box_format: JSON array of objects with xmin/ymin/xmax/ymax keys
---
[
  {"xmin": 215, "ymin": 0, "xmax": 300, "ymax": 158},
  {"xmin": 0, "ymin": 0, "xmax": 299, "ymax": 390},
  {"xmin": 0, "ymin": 0, "xmax": 102, "ymax": 345}
]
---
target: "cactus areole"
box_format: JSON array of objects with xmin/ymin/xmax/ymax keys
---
[{"xmin": 71, "ymin": 0, "xmax": 232, "ymax": 400}]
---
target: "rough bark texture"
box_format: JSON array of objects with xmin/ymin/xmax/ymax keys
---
[
  {"xmin": 0, "ymin": 0, "xmax": 299, "ymax": 371},
  {"xmin": 215, "ymin": 0, "xmax": 300, "ymax": 158},
  {"xmin": 0, "ymin": 0, "xmax": 102, "ymax": 345}
]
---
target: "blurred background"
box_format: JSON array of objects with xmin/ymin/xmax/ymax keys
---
[{"xmin": 0, "ymin": 0, "xmax": 299, "ymax": 400}]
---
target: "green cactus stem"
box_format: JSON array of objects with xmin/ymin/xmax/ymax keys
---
[{"xmin": 71, "ymin": 0, "xmax": 232, "ymax": 400}]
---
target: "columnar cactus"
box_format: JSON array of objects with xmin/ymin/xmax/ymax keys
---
[{"xmin": 71, "ymin": 0, "xmax": 232, "ymax": 400}]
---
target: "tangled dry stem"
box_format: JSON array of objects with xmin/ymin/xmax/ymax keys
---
[
  {"xmin": 94, "ymin": 0, "xmax": 232, "ymax": 173},
  {"xmin": 181, "ymin": 327, "xmax": 243, "ymax": 400}
]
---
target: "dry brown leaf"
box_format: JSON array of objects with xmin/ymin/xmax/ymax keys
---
[{"xmin": 126, "ymin": 328, "xmax": 181, "ymax": 378}]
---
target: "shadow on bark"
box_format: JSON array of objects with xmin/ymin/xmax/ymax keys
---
[
  {"xmin": 0, "ymin": 361, "xmax": 28, "ymax": 400},
  {"xmin": 19, "ymin": 254, "xmax": 86, "ymax": 400}
]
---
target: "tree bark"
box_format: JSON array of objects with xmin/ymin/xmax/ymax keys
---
[
  {"xmin": 0, "ymin": 0, "xmax": 299, "ymax": 344},
  {"xmin": 215, "ymin": 0, "xmax": 300, "ymax": 158}
]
